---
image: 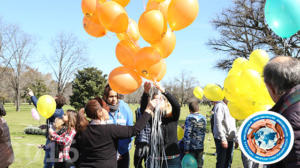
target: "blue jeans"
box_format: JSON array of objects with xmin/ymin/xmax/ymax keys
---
[
  {"xmin": 44, "ymin": 138, "xmax": 55, "ymax": 168},
  {"xmin": 162, "ymin": 156, "xmax": 182, "ymax": 168},
  {"xmin": 215, "ymin": 139, "xmax": 234, "ymax": 168}
]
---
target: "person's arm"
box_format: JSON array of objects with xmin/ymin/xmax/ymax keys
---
[
  {"xmin": 183, "ymin": 117, "xmax": 193, "ymax": 153},
  {"xmin": 28, "ymin": 89, "xmax": 38, "ymax": 107},
  {"xmin": 50, "ymin": 129, "xmax": 76, "ymax": 146},
  {"xmin": 163, "ymin": 91, "xmax": 181, "ymax": 121},
  {"xmin": 214, "ymin": 104, "xmax": 227, "ymax": 142},
  {"xmin": 140, "ymin": 82, "xmax": 151, "ymax": 114},
  {"xmin": 30, "ymin": 96, "xmax": 38, "ymax": 107},
  {"xmin": 111, "ymin": 112, "xmax": 152, "ymax": 139}
]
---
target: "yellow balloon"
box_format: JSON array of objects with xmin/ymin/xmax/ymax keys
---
[
  {"xmin": 228, "ymin": 101, "xmax": 248, "ymax": 120},
  {"xmin": 177, "ymin": 126, "xmax": 184, "ymax": 140},
  {"xmin": 37, "ymin": 95, "xmax": 56, "ymax": 119},
  {"xmin": 193, "ymin": 86, "xmax": 204, "ymax": 100},
  {"xmin": 203, "ymin": 84, "xmax": 224, "ymax": 101},
  {"xmin": 249, "ymin": 49, "xmax": 269, "ymax": 73},
  {"xmin": 232, "ymin": 57, "xmax": 248, "ymax": 70},
  {"xmin": 223, "ymin": 75, "xmax": 241, "ymax": 102},
  {"xmin": 239, "ymin": 69, "xmax": 263, "ymax": 99}
]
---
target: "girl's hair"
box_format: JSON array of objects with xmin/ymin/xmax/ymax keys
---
[
  {"xmin": 65, "ymin": 110, "xmax": 77, "ymax": 132},
  {"xmin": 76, "ymin": 98, "xmax": 109, "ymax": 133}
]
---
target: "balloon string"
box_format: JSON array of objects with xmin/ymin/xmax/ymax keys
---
[{"xmin": 143, "ymin": 0, "xmax": 147, "ymax": 11}]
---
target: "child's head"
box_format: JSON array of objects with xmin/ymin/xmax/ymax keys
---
[
  {"xmin": 189, "ymin": 99, "xmax": 199, "ymax": 113},
  {"xmin": 54, "ymin": 118, "xmax": 65, "ymax": 131},
  {"xmin": 63, "ymin": 110, "xmax": 77, "ymax": 131}
]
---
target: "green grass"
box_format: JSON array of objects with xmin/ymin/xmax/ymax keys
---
[{"xmin": 3, "ymin": 103, "xmax": 243, "ymax": 168}]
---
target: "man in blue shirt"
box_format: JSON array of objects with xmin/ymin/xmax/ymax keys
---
[
  {"xmin": 28, "ymin": 89, "xmax": 65, "ymax": 168},
  {"xmin": 183, "ymin": 99, "xmax": 206, "ymax": 168},
  {"xmin": 103, "ymin": 84, "xmax": 133, "ymax": 168}
]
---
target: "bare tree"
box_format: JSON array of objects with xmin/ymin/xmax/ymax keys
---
[
  {"xmin": 1, "ymin": 24, "xmax": 35, "ymax": 111},
  {"xmin": 48, "ymin": 33, "xmax": 87, "ymax": 94},
  {"xmin": 207, "ymin": 0, "xmax": 300, "ymax": 71},
  {"xmin": 164, "ymin": 70, "xmax": 199, "ymax": 106}
]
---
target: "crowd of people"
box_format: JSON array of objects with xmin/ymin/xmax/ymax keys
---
[{"xmin": 0, "ymin": 56, "xmax": 299, "ymax": 168}]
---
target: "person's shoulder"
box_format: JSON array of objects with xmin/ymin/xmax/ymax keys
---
[{"xmin": 196, "ymin": 113, "xmax": 206, "ymax": 120}]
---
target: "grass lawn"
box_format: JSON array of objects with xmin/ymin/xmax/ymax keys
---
[{"xmin": 3, "ymin": 103, "xmax": 243, "ymax": 168}]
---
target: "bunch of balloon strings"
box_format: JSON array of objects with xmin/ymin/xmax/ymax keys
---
[{"xmin": 148, "ymin": 91, "xmax": 168, "ymax": 168}]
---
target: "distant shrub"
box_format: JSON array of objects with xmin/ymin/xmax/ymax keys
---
[{"xmin": 24, "ymin": 126, "xmax": 46, "ymax": 135}]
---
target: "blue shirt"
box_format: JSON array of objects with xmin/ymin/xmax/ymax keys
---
[
  {"xmin": 183, "ymin": 113, "xmax": 206, "ymax": 151},
  {"xmin": 107, "ymin": 100, "xmax": 133, "ymax": 155}
]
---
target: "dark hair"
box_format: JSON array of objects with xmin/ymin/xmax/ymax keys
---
[
  {"xmin": 55, "ymin": 94, "xmax": 66, "ymax": 109},
  {"xmin": 0, "ymin": 104, "xmax": 6, "ymax": 116},
  {"xmin": 103, "ymin": 84, "xmax": 118, "ymax": 102},
  {"xmin": 264, "ymin": 56, "xmax": 300, "ymax": 95},
  {"xmin": 189, "ymin": 99, "xmax": 199, "ymax": 113}
]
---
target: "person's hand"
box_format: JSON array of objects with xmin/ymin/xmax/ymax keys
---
[
  {"xmin": 145, "ymin": 99, "xmax": 158, "ymax": 115},
  {"xmin": 48, "ymin": 128, "xmax": 54, "ymax": 136},
  {"xmin": 235, "ymin": 141, "xmax": 239, "ymax": 149},
  {"xmin": 221, "ymin": 140, "xmax": 228, "ymax": 149},
  {"xmin": 27, "ymin": 88, "xmax": 34, "ymax": 97},
  {"xmin": 144, "ymin": 82, "xmax": 151, "ymax": 94},
  {"xmin": 153, "ymin": 82, "xmax": 165, "ymax": 93}
]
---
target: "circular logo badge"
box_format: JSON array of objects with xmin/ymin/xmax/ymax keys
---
[{"xmin": 238, "ymin": 111, "xmax": 294, "ymax": 164}]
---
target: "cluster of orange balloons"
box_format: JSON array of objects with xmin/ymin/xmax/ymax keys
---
[
  {"xmin": 224, "ymin": 49, "xmax": 274, "ymax": 120},
  {"xmin": 81, "ymin": 0, "xmax": 199, "ymax": 94}
]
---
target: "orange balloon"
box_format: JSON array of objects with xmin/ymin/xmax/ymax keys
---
[
  {"xmin": 152, "ymin": 28, "xmax": 176, "ymax": 58},
  {"xmin": 112, "ymin": 0, "xmax": 130, "ymax": 7},
  {"xmin": 146, "ymin": 0, "xmax": 170, "ymax": 19},
  {"xmin": 167, "ymin": 0, "xmax": 199, "ymax": 31},
  {"xmin": 116, "ymin": 40, "xmax": 139, "ymax": 69},
  {"xmin": 83, "ymin": 16, "xmax": 107, "ymax": 37},
  {"xmin": 135, "ymin": 47, "xmax": 162, "ymax": 77},
  {"xmin": 117, "ymin": 18, "xmax": 140, "ymax": 42},
  {"xmin": 96, "ymin": 1, "xmax": 129, "ymax": 33},
  {"xmin": 138, "ymin": 10, "xmax": 167, "ymax": 44},
  {"xmin": 82, "ymin": 0, "xmax": 97, "ymax": 16},
  {"xmin": 147, "ymin": 59, "xmax": 167, "ymax": 82},
  {"xmin": 108, "ymin": 66, "xmax": 142, "ymax": 94}
]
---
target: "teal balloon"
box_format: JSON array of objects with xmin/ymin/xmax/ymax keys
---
[
  {"xmin": 181, "ymin": 154, "xmax": 198, "ymax": 168},
  {"xmin": 265, "ymin": 0, "xmax": 300, "ymax": 38}
]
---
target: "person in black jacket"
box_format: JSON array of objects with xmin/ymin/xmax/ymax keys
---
[
  {"xmin": 74, "ymin": 98, "xmax": 153, "ymax": 168},
  {"xmin": 141, "ymin": 82, "xmax": 181, "ymax": 168}
]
